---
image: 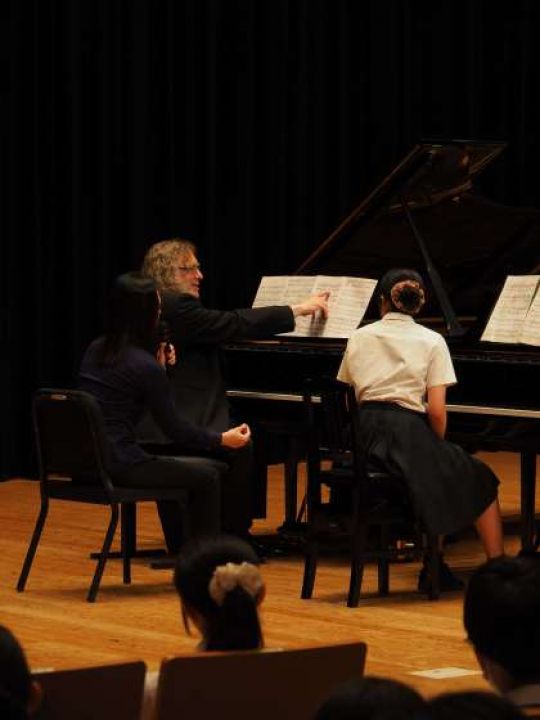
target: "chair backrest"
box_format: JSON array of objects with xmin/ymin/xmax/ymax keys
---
[
  {"xmin": 154, "ymin": 642, "xmax": 367, "ymax": 720},
  {"xmin": 33, "ymin": 389, "xmax": 113, "ymax": 489},
  {"xmin": 304, "ymin": 378, "xmax": 383, "ymax": 513},
  {"xmin": 33, "ymin": 660, "xmax": 146, "ymax": 720},
  {"xmin": 303, "ymin": 377, "xmax": 352, "ymax": 464}
]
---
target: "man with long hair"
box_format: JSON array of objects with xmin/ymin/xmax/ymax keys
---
[{"xmin": 140, "ymin": 239, "xmax": 329, "ymax": 545}]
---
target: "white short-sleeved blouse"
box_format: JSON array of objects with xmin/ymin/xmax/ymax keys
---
[{"xmin": 337, "ymin": 312, "xmax": 457, "ymax": 413}]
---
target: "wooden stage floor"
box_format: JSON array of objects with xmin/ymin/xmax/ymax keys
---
[{"xmin": 0, "ymin": 451, "xmax": 538, "ymax": 698}]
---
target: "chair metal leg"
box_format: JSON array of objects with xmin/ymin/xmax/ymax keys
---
[
  {"xmin": 301, "ymin": 539, "xmax": 319, "ymax": 599},
  {"xmin": 348, "ymin": 524, "xmax": 367, "ymax": 607},
  {"xmin": 17, "ymin": 499, "xmax": 49, "ymax": 592},
  {"xmin": 90, "ymin": 501, "xmax": 166, "ymax": 561},
  {"xmin": 87, "ymin": 504, "xmax": 119, "ymax": 602},
  {"xmin": 120, "ymin": 503, "xmax": 133, "ymax": 585}
]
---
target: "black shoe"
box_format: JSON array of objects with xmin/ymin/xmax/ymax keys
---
[
  {"xmin": 250, "ymin": 539, "xmax": 289, "ymax": 561},
  {"xmin": 418, "ymin": 558, "xmax": 464, "ymax": 593},
  {"xmin": 233, "ymin": 532, "xmax": 288, "ymax": 561}
]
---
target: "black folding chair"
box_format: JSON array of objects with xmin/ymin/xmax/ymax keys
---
[
  {"xmin": 300, "ymin": 377, "xmax": 439, "ymax": 607},
  {"xmin": 17, "ymin": 389, "xmax": 189, "ymax": 602}
]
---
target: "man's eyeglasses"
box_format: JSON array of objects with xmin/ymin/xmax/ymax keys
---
[{"xmin": 177, "ymin": 264, "xmax": 201, "ymax": 273}]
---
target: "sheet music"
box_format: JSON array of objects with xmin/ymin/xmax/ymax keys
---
[
  {"xmin": 305, "ymin": 275, "xmax": 346, "ymax": 337},
  {"xmin": 520, "ymin": 284, "xmax": 540, "ymax": 346},
  {"xmin": 252, "ymin": 276, "xmax": 289, "ymax": 307},
  {"xmin": 481, "ymin": 275, "xmax": 540, "ymax": 344},
  {"xmin": 252, "ymin": 275, "xmax": 377, "ymax": 338},
  {"xmin": 281, "ymin": 276, "xmax": 320, "ymax": 336}
]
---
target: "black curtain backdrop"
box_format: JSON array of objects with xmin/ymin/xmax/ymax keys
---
[{"xmin": 4, "ymin": 0, "xmax": 540, "ymax": 476}]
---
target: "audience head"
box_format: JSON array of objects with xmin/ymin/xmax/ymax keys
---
[
  {"xmin": 0, "ymin": 626, "xmax": 41, "ymax": 719},
  {"xmin": 378, "ymin": 269, "xmax": 426, "ymax": 317},
  {"xmin": 101, "ymin": 271, "xmax": 160, "ymax": 363},
  {"xmin": 174, "ymin": 535, "xmax": 265, "ymax": 651},
  {"xmin": 425, "ymin": 690, "xmax": 526, "ymax": 720},
  {"xmin": 463, "ymin": 554, "xmax": 540, "ymax": 692},
  {"xmin": 314, "ymin": 676, "xmax": 426, "ymax": 720},
  {"xmin": 142, "ymin": 238, "xmax": 202, "ymax": 297}
]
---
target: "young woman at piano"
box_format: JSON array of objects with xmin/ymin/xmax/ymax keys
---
[{"xmin": 337, "ymin": 268, "xmax": 504, "ymax": 591}]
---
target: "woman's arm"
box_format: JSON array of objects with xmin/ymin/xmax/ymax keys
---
[
  {"xmin": 426, "ymin": 384, "xmax": 447, "ymax": 439},
  {"xmin": 141, "ymin": 357, "xmax": 250, "ymax": 451}
]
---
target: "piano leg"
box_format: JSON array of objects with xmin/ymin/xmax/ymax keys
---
[
  {"xmin": 252, "ymin": 423, "xmax": 307, "ymax": 527},
  {"xmin": 253, "ymin": 441, "xmax": 269, "ymax": 519},
  {"xmin": 520, "ymin": 451, "xmax": 537, "ymax": 551},
  {"xmin": 284, "ymin": 457, "xmax": 298, "ymax": 527},
  {"xmin": 283, "ymin": 434, "xmax": 307, "ymax": 528}
]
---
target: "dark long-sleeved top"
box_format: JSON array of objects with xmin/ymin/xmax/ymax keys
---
[
  {"xmin": 139, "ymin": 293, "xmax": 294, "ymax": 437},
  {"xmin": 79, "ymin": 338, "xmax": 222, "ymax": 468}
]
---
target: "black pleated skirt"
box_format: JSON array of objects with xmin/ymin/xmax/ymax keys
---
[{"xmin": 357, "ymin": 402, "xmax": 499, "ymax": 536}]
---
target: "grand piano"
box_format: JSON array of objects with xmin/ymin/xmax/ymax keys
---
[{"xmin": 224, "ymin": 140, "xmax": 540, "ymax": 548}]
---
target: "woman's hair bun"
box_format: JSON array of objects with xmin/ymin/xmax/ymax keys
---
[{"xmin": 390, "ymin": 280, "xmax": 425, "ymax": 315}]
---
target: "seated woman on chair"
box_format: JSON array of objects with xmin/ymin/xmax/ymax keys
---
[
  {"xmin": 337, "ymin": 268, "xmax": 504, "ymax": 591},
  {"xmin": 79, "ymin": 272, "xmax": 251, "ymax": 550}
]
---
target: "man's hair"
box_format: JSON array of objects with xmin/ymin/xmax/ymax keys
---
[
  {"xmin": 464, "ymin": 554, "xmax": 540, "ymax": 683},
  {"xmin": 142, "ymin": 238, "xmax": 197, "ymax": 292},
  {"xmin": 174, "ymin": 534, "xmax": 263, "ymax": 652}
]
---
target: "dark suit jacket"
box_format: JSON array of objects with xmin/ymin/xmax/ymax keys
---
[{"xmin": 138, "ymin": 293, "xmax": 294, "ymax": 441}]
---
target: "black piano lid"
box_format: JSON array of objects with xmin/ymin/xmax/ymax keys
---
[{"xmin": 296, "ymin": 139, "xmax": 540, "ymax": 340}]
